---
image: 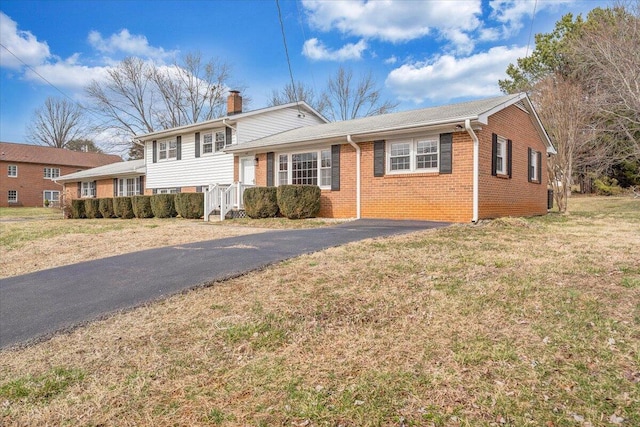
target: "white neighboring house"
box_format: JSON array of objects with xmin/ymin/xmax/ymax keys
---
[{"xmin": 135, "ymin": 91, "xmax": 328, "ymax": 197}]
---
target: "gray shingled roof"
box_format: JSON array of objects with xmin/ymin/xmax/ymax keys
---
[
  {"xmin": 56, "ymin": 159, "xmax": 145, "ymax": 182},
  {"xmin": 226, "ymin": 93, "xmax": 548, "ymax": 153}
]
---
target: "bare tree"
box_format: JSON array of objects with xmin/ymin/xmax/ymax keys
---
[
  {"xmin": 66, "ymin": 139, "xmax": 103, "ymax": 153},
  {"xmin": 532, "ymin": 76, "xmax": 594, "ymax": 213},
  {"xmin": 26, "ymin": 97, "xmax": 90, "ymax": 149},
  {"xmin": 325, "ymin": 67, "xmax": 398, "ymax": 121},
  {"xmin": 268, "ymin": 81, "xmax": 329, "ymax": 116}
]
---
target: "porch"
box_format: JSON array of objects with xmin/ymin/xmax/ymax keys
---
[{"xmin": 204, "ymin": 182, "xmax": 254, "ymax": 221}]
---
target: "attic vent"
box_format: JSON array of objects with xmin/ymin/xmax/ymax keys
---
[{"xmin": 515, "ymin": 100, "xmax": 528, "ymax": 113}]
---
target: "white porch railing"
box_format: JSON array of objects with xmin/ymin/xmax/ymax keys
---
[{"xmin": 204, "ymin": 182, "xmax": 255, "ymax": 221}]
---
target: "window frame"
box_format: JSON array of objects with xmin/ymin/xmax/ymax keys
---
[
  {"xmin": 386, "ymin": 136, "xmax": 440, "ymax": 174},
  {"xmin": 43, "ymin": 167, "xmax": 60, "ymax": 179},
  {"xmin": 8, "ymin": 190, "xmax": 17, "ymax": 203},
  {"xmin": 43, "ymin": 190, "xmax": 60, "ymax": 205},
  {"xmin": 495, "ymin": 136, "xmax": 507, "ymax": 175},
  {"xmin": 158, "ymin": 138, "xmax": 178, "ymax": 161},
  {"xmin": 7, "ymin": 165, "xmax": 17, "ymax": 177},
  {"xmin": 156, "ymin": 188, "xmax": 180, "ymax": 194},
  {"xmin": 276, "ymin": 148, "xmax": 332, "ymax": 189},
  {"xmin": 81, "ymin": 181, "xmax": 96, "ymax": 198},
  {"xmin": 117, "ymin": 177, "xmax": 141, "ymax": 197},
  {"xmin": 529, "ymin": 148, "xmax": 539, "ymax": 182}
]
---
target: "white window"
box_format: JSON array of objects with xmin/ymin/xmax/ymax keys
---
[
  {"xmin": 530, "ymin": 149, "xmax": 539, "ymax": 181},
  {"xmin": 7, "ymin": 165, "xmax": 17, "ymax": 177},
  {"xmin": 388, "ymin": 137, "xmax": 439, "ymax": 173},
  {"xmin": 158, "ymin": 139, "xmax": 177, "ymax": 161},
  {"xmin": 277, "ymin": 149, "xmax": 332, "ymax": 188},
  {"xmin": 215, "ymin": 130, "xmax": 226, "ymax": 152},
  {"xmin": 117, "ymin": 177, "xmax": 141, "ymax": 196},
  {"xmin": 156, "ymin": 188, "xmax": 179, "ymax": 194},
  {"xmin": 81, "ymin": 181, "xmax": 96, "ymax": 198},
  {"xmin": 496, "ymin": 136, "xmax": 507, "ymax": 175},
  {"xmin": 202, "ymin": 132, "xmax": 214, "ymax": 154},
  {"xmin": 8, "ymin": 190, "xmax": 17, "ymax": 203},
  {"xmin": 44, "ymin": 167, "xmax": 60, "ymax": 179},
  {"xmin": 43, "ymin": 190, "xmax": 60, "ymax": 205}
]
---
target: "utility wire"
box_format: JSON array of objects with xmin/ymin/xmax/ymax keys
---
[
  {"xmin": 275, "ymin": 0, "xmax": 303, "ymax": 115},
  {"xmin": 525, "ymin": 0, "xmax": 538, "ymax": 58}
]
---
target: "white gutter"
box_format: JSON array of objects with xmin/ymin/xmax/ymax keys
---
[
  {"xmin": 346, "ymin": 135, "xmax": 361, "ymax": 219},
  {"xmin": 465, "ymin": 119, "xmax": 479, "ymax": 223}
]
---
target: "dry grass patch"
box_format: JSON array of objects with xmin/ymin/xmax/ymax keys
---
[{"xmin": 1, "ymin": 197, "xmax": 639, "ymax": 426}]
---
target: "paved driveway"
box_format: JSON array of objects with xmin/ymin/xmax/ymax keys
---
[{"xmin": 0, "ymin": 219, "xmax": 448, "ymax": 348}]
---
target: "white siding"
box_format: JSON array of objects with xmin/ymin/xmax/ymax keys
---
[{"xmin": 237, "ymin": 106, "xmax": 326, "ymax": 144}]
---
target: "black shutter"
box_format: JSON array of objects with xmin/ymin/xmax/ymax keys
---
[
  {"xmin": 267, "ymin": 152, "xmax": 274, "ymax": 186},
  {"xmin": 527, "ymin": 147, "xmax": 533, "ymax": 182},
  {"xmin": 195, "ymin": 132, "xmax": 200, "ymax": 158},
  {"xmin": 331, "ymin": 144, "xmax": 341, "ymax": 191},
  {"xmin": 537, "ymin": 151, "xmax": 542, "ymax": 183},
  {"xmin": 176, "ymin": 187, "xmax": 182, "ymax": 193},
  {"xmin": 225, "ymin": 127, "xmax": 232, "ymax": 146},
  {"xmin": 491, "ymin": 133, "xmax": 498, "ymax": 176},
  {"xmin": 196, "ymin": 186, "xmax": 202, "ymax": 193},
  {"xmin": 176, "ymin": 136, "xmax": 182, "ymax": 160},
  {"xmin": 77, "ymin": 182, "xmax": 81, "ymax": 198},
  {"xmin": 507, "ymin": 139, "xmax": 513, "ymax": 178},
  {"xmin": 113, "ymin": 178, "xmax": 118, "ymax": 197},
  {"xmin": 139, "ymin": 175, "xmax": 145, "ymax": 195},
  {"xmin": 374, "ymin": 140, "xmax": 385, "ymax": 177},
  {"xmin": 439, "ymin": 133, "xmax": 453, "ymax": 174},
  {"xmin": 152, "ymin": 189, "xmax": 157, "ymax": 195},
  {"xmin": 93, "ymin": 181, "xmax": 97, "ymax": 197},
  {"xmin": 152, "ymin": 140, "xmax": 157, "ymax": 163}
]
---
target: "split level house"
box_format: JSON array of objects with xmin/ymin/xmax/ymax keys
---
[
  {"xmin": 58, "ymin": 91, "xmax": 555, "ymax": 223},
  {"xmin": 0, "ymin": 142, "xmax": 121, "ymax": 208}
]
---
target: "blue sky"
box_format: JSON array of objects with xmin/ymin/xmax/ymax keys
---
[{"xmin": 1, "ymin": 0, "xmax": 607, "ymax": 151}]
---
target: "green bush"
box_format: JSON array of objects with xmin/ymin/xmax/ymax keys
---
[
  {"xmin": 175, "ymin": 193, "xmax": 204, "ymax": 219},
  {"xmin": 84, "ymin": 198, "xmax": 102, "ymax": 219},
  {"xmin": 71, "ymin": 199, "xmax": 86, "ymax": 219},
  {"xmin": 132, "ymin": 195, "xmax": 154, "ymax": 218},
  {"xmin": 594, "ymin": 177, "xmax": 623, "ymax": 196},
  {"xmin": 98, "ymin": 198, "xmax": 115, "ymax": 218},
  {"xmin": 113, "ymin": 197, "xmax": 134, "ymax": 219},
  {"xmin": 243, "ymin": 187, "xmax": 279, "ymax": 218},
  {"xmin": 276, "ymin": 185, "xmax": 321, "ymax": 219},
  {"xmin": 150, "ymin": 194, "xmax": 177, "ymax": 218}
]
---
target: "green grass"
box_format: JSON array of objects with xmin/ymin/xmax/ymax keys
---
[{"xmin": 0, "ymin": 207, "xmax": 62, "ymax": 219}]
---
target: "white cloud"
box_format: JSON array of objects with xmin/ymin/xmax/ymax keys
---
[
  {"xmin": 488, "ymin": 0, "xmax": 574, "ymax": 38},
  {"xmin": 88, "ymin": 29, "xmax": 174, "ymax": 61},
  {"xmin": 23, "ymin": 56, "xmax": 111, "ymax": 91},
  {"xmin": 384, "ymin": 55, "xmax": 398, "ymax": 65},
  {"xmin": 303, "ymin": 0, "xmax": 482, "ymax": 51},
  {"xmin": 0, "ymin": 12, "xmax": 51, "ymax": 69},
  {"xmin": 385, "ymin": 45, "xmax": 528, "ymax": 103},
  {"xmin": 302, "ymin": 38, "xmax": 367, "ymax": 61}
]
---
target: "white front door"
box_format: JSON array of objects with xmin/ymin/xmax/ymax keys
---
[{"xmin": 240, "ymin": 157, "xmax": 256, "ymax": 185}]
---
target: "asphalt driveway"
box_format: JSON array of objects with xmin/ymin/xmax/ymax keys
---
[{"xmin": 0, "ymin": 219, "xmax": 448, "ymax": 349}]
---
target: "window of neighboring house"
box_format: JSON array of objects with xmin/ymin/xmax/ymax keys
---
[
  {"xmin": 43, "ymin": 190, "xmax": 60, "ymax": 205},
  {"xmin": 81, "ymin": 181, "xmax": 96, "ymax": 198},
  {"xmin": 8, "ymin": 190, "xmax": 17, "ymax": 203},
  {"xmin": 529, "ymin": 148, "xmax": 539, "ymax": 181},
  {"xmin": 388, "ymin": 137, "xmax": 439, "ymax": 173},
  {"xmin": 7, "ymin": 165, "xmax": 17, "ymax": 177},
  {"xmin": 156, "ymin": 188, "xmax": 180, "ymax": 194},
  {"xmin": 117, "ymin": 177, "xmax": 141, "ymax": 196},
  {"xmin": 214, "ymin": 130, "xmax": 226, "ymax": 152},
  {"xmin": 44, "ymin": 167, "xmax": 60, "ymax": 179},
  {"xmin": 277, "ymin": 149, "xmax": 331, "ymax": 188},
  {"xmin": 158, "ymin": 139, "xmax": 177, "ymax": 161},
  {"xmin": 495, "ymin": 136, "xmax": 507, "ymax": 175}
]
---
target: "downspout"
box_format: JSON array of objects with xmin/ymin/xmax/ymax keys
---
[
  {"xmin": 465, "ymin": 119, "xmax": 479, "ymax": 223},
  {"xmin": 346, "ymin": 135, "xmax": 361, "ymax": 219}
]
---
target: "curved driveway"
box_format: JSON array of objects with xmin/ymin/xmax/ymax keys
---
[{"xmin": 0, "ymin": 219, "xmax": 448, "ymax": 348}]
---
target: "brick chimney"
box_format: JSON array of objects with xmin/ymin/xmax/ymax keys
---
[{"xmin": 227, "ymin": 90, "xmax": 242, "ymax": 115}]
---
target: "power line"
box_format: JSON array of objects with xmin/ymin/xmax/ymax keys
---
[
  {"xmin": 275, "ymin": 0, "xmax": 303, "ymax": 115},
  {"xmin": 525, "ymin": 0, "xmax": 538, "ymax": 58}
]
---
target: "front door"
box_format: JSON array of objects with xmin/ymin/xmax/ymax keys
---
[{"xmin": 240, "ymin": 157, "xmax": 256, "ymax": 185}]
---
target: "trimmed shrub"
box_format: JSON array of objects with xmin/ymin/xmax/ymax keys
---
[
  {"xmin": 150, "ymin": 194, "xmax": 177, "ymax": 218},
  {"xmin": 113, "ymin": 197, "xmax": 134, "ymax": 219},
  {"xmin": 99, "ymin": 198, "xmax": 115, "ymax": 218},
  {"xmin": 175, "ymin": 193, "xmax": 204, "ymax": 219},
  {"xmin": 276, "ymin": 185, "xmax": 321, "ymax": 219},
  {"xmin": 70, "ymin": 199, "xmax": 86, "ymax": 219},
  {"xmin": 84, "ymin": 198, "xmax": 102, "ymax": 219},
  {"xmin": 594, "ymin": 177, "xmax": 623, "ymax": 196},
  {"xmin": 132, "ymin": 195, "xmax": 154, "ymax": 218},
  {"xmin": 243, "ymin": 187, "xmax": 279, "ymax": 218}
]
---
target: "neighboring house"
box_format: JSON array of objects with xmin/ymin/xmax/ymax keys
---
[
  {"xmin": 225, "ymin": 93, "xmax": 555, "ymax": 223},
  {"xmin": 0, "ymin": 142, "xmax": 122, "ymax": 208},
  {"xmin": 56, "ymin": 159, "xmax": 146, "ymax": 202}
]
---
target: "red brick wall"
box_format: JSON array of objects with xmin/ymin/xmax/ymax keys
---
[{"xmin": 0, "ymin": 161, "xmax": 84, "ymax": 207}]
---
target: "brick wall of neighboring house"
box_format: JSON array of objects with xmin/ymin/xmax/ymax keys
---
[
  {"xmin": 477, "ymin": 105, "xmax": 549, "ymax": 219},
  {"xmin": 1, "ymin": 161, "xmax": 82, "ymax": 207}
]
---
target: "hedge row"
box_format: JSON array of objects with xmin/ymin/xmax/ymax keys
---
[
  {"xmin": 68, "ymin": 193, "xmax": 201, "ymax": 220},
  {"xmin": 243, "ymin": 185, "xmax": 321, "ymax": 219}
]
